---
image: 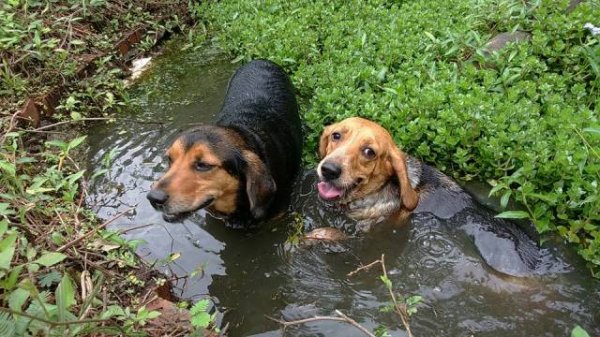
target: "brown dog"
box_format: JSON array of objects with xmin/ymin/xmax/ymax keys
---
[
  {"xmin": 147, "ymin": 60, "xmax": 302, "ymax": 225},
  {"xmin": 316, "ymin": 117, "xmax": 542, "ymax": 277},
  {"xmin": 317, "ymin": 117, "xmax": 422, "ymax": 226}
]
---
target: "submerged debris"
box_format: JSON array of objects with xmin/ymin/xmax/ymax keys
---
[
  {"xmin": 126, "ymin": 57, "xmax": 154, "ymax": 85},
  {"xmin": 303, "ymin": 227, "xmax": 348, "ymax": 242}
]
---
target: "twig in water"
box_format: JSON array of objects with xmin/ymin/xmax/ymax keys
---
[
  {"xmin": 266, "ymin": 310, "xmax": 376, "ymax": 337},
  {"xmin": 347, "ymin": 254, "xmax": 415, "ymax": 337},
  {"xmin": 347, "ymin": 258, "xmax": 383, "ymax": 277},
  {"xmin": 380, "ymin": 254, "xmax": 414, "ymax": 337}
]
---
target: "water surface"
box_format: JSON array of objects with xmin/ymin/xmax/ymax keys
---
[{"xmin": 86, "ymin": 42, "xmax": 600, "ymax": 337}]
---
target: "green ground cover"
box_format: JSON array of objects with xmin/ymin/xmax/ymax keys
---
[
  {"xmin": 0, "ymin": 1, "xmax": 215, "ymax": 336},
  {"xmin": 197, "ymin": 0, "xmax": 600, "ymax": 274}
]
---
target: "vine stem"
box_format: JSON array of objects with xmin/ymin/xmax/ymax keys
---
[{"xmin": 0, "ymin": 307, "xmax": 111, "ymax": 327}]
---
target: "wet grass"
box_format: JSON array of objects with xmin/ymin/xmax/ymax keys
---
[{"xmin": 196, "ymin": 0, "xmax": 600, "ymax": 275}]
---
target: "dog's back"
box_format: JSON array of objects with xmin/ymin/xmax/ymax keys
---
[{"xmin": 217, "ymin": 60, "xmax": 303, "ymax": 204}]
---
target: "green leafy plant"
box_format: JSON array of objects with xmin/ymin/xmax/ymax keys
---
[
  {"xmin": 197, "ymin": 0, "xmax": 600, "ymax": 275},
  {"xmin": 190, "ymin": 299, "xmax": 215, "ymax": 329},
  {"xmin": 189, "ymin": 299, "xmax": 219, "ymax": 336}
]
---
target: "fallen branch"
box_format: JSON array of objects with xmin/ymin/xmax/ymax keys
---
[
  {"xmin": 266, "ymin": 309, "xmax": 376, "ymax": 337},
  {"xmin": 0, "ymin": 307, "xmax": 112, "ymax": 328},
  {"xmin": 28, "ymin": 117, "xmax": 113, "ymax": 132},
  {"xmin": 346, "ymin": 259, "xmax": 382, "ymax": 277},
  {"xmin": 57, "ymin": 207, "xmax": 133, "ymax": 252}
]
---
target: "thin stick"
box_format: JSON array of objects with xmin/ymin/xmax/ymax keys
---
[
  {"xmin": 346, "ymin": 254, "xmax": 415, "ymax": 337},
  {"xmin": 381, "ymin": 254, "xmax": 414, "ymax": 337},
  {"xmin": 31, "ymin": 117, "xmax": 112, "ymax": 132},
  {"xmin": 266, "ymin": 311, "xmax": 376, "ymax": 337},
  {"xmin": 334, "ymin": 310, "xmax": 377, "ymax": 337},
  {"xmin": 0, "ymin": 307, "xmax": 111, "ymax": 327},
  {"xmin": 118, "ymin": 223, "xmax": 154, "ymax": 234},
  {"xmin": 347, "ymin": 259, "xmax": 382, "ymax": 277},
  {"xmin": 57, "ymin": 207, "xmax": 133, "ymax": 252}
]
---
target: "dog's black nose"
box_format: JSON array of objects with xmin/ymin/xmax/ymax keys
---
[
  {"xmin": 320, "ymin": 161, "xmax": 342, "ymax": 180},
  {"xmin": 147, "ymin": 189, "xmax": 168, "ymax": 207}
]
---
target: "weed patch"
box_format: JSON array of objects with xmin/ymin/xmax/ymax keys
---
[
  {"xmin": 0, "ymin": 1, "xmax": 217, "ymax": 336},
  {"xmin": 197, "ymin": 0, "xmax": 600, "ymax": 274}
]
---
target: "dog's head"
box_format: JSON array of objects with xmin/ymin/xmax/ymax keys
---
[
  {"xmin": 147, "ymin": 126, "xmax": 276, "ymax": 222},
  {"xmin": 316, "ymin": 117, "xmax": 418, "ymax": 210}
]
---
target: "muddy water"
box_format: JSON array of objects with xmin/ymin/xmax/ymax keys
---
[{"xmin": 86, "ymin": 43, "xmax": 600, "ymax": 337}]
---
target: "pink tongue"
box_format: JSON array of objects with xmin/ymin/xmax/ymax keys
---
[{"xmin": 317, "ymin": 181, "xmax": 343, "ymax": 200}]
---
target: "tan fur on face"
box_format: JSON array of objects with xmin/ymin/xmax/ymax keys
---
[
  {"xmin": 318, "ymin": 117, "xmax": 418, "ymax": 210},
  {"xmin": 154, "ymin": 140, "xmax": 239, "ymax": 215}
]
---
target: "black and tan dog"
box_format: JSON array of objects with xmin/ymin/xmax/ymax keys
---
[
  {"xmin": 316, "ymin": 117, "xmax": 541, "ymax": 276},
  {"xmin": 147, "ymin": 60, "xmax": 302, "ymax": 225}
]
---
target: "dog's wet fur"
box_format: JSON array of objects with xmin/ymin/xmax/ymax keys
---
[
  {"xmin": 147, "ymin": 60, "xmax": 302, "ymax": 226},
  {"xmin": 317, "ymin": 117, "xmax": 542, "ymax": 277}
]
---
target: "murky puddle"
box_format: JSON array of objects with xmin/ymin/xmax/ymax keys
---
[{"xmin": 86, "ymin": 43, "xmax": 600, "ymax": 336}]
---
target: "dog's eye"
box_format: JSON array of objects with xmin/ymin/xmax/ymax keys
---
[
  {"xmin": 362, "ymin": 147, "xmax": 376, "ymax": 159},
  {"xmin": 166, "ymin": 156, "xmax": 173, "ymax": 166},
  {"xmin": 331, "ymin": 132, "xmax": 342, "ymax": 141},
  {"xmin": 195, "ymin": 161, "xmax": 214, "ymax": 172}
]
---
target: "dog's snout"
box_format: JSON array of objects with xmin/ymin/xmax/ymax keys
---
[
  {"xmin": 147, "ymin": 189, "xmax": 169, "ymax": 207},
  {"xmin": 321, "ymin": 161, "xmax": 342, "ymax": 180}
]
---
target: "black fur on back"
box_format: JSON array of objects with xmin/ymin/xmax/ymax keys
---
[{"xmin": 216, "ymin": 60, "xmax": 303, "ymax": 222}]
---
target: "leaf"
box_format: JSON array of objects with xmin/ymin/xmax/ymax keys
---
[
  {"xmin": 1, "ymin": 265, "xmax": 23, "ymax": 290},
  {"xmin": 230, "ymin": 55, "xmax": 244, "ymax": 63},
  {"xmin": 495, "ymin": 211, "xmax": 530, "ymax": 219},
  {"xmin": 582, "ymin": 127, "xmax": 600, "ymax": 136},
  {"xmin": 100, "ymin": 305, "xmax": 126, "ymax": 319},
  {"xmin": 39, "ymin": 270, "xmax": 63, "ymax": 288},
  {"xmin": 146, "ymin": 311, "xmax": 161, "ymax": 320},
  {"xmin": 379, "ymin": 274, "xmax": 392, "ymax": 290},
  {"xmin": 500, "ymin": 190, "xmax": 511, "ymax": 209},
  {"xmin": 33, "ymin": 252, "xmax": 67, "ymax": 267},
  {"xmin": 56, "ymin": 274, "xmax": 75, "ymax": 322},
  {"xmin": 0, "ymin": 220, "xmax": 6, "ymax": 237},
  {"xmin": 406, "ymin": 295, "xmax": 423, "ymax": 306},
  {"xmin": 424, "ymin": 31, "xmax": 437, "ymax": 42},
  {"xmin": 0, "ymin": 161, "xmax": 16, "ymax": 176},
  {"xmin": 0, "ymin": 312, "xmax": 16, "ymax": 337},
  {"xmin": 0, "ymin": 232, "xmax": 17, "ymax": 274},
  {"xmin": 25, "ymin": 187, "xmax": 54, "ymax": 195},
  {"xmin": 71, "ymin": 111, "xmax": 82, "ymax": 120},
  {"xmin": 168, "ymin": 252, "xmax": 181, "ymax": 262},
  {"xmin": 190, "ymin": 299, "xmax": 210, "ymax": 316},
  {"xmin": 0, "ymin": 203, "xmax": 15, "ymax": 217},
  {"xmin": 190, "ymin": 312, "xmax": 211, "ymax": 328},
  {"xmin": 8, "ymin": 288, "xmax": 30, "ymax": 311},
  {"xmin": 45, "ymin": 139, "xmax": 68, "ymax": 149},
  {"xmin": 67, "ymin": 136, "xmax": 87, "ymax": 151},
  {"xmin": 66, "ymin": 170, "xmax": 86, "ymax": 184},
  {"xmin": 571, "ymin": 325, "xmax": 590, "ymax": 337}
]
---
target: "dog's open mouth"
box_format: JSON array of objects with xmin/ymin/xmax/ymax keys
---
[
  {"xmin": 317, "ymin": 181, "xmax": 344, "ymax": 200},
  {"xmin": 161, "ymin": 197, "xmax": 215, "ymax": 223},
  {"xmin": 317, "ymin": 180, "xmax": 361, "ymax": 201}
]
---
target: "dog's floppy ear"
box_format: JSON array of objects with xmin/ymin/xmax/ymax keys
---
[
  {"xmin": 241, "ymin": 150, "xmax": 276, "ymax": 219},
  {"xmin": 319, "ymin": 125, "xmax": 333, "ymax": 158},
  {"xmin": 389, "ymin": 146, "xmax": 418, "ymax": 211}
]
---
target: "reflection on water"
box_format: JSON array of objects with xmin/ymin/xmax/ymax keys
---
[{"xmin": 86, "ymin": 42, "xmax": 600, "ymax": 337}]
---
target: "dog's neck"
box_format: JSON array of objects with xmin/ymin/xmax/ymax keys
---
[{"xmin": 344, "ymin": 156, "xmax": 421, "ymax": 228}]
